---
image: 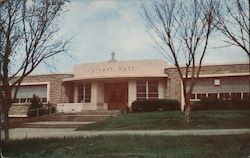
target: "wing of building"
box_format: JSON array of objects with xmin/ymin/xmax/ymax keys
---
[{"xmin": 9, "ymin": 59, "xmax": 250, "ymax": 114}]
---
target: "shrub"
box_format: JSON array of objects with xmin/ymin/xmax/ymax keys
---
[
  {"xmin": 192, "ymin": 97, "xmax": 250, "ymax": 110},
  {"xmin": 131, "ymin": 99, "xmax": 180, "ymax": 113},
  {"xmin": 27, "ymin": 95, "xmax": 45, "ymax": 117}
]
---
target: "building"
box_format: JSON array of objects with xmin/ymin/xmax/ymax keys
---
[{"xmin": 11, "ymin": 56, "xmax": 250, "ymax": 113}]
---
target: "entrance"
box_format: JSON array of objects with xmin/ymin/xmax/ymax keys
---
[{"xmin": 104, "ymin": 82, "xmax": 128, "ymax": 110}]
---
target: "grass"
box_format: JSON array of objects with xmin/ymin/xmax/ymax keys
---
[
  {"xmin": 77, "ymin": 110, "xmax": 250, "ymax": 130},
  {"xmin": 3, "ymin": 134, "xmax": 250, "ymax": 158}
]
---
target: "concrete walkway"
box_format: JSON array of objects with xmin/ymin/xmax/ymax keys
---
[
  {"xmin": 1, "ymin": 128, "xmax": 250, "ymax": 140},
  {"xmin": 25, "ymin": 121, "xmax": 95, "ymax": 125}
]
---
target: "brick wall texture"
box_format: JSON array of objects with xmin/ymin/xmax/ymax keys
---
[
  {"xmin": 14, "ymin": 74, "xmax": 73, "ymax": 104},
  {"xmin": 165, "ymin": 63, "xmax": 250, "ymax": 102}
]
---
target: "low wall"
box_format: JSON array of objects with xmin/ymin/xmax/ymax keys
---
[{"xmin": 57, "ymin": 103, "xmax": 97, "ymax": 113}]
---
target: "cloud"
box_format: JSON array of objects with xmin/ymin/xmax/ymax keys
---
[
  {"xmin": 31, "ymin": 0, "xmax": 249, "ymax": 74},
  {"xmin": 85, "ymin": 0, "xmax": 117, "ymax": 17}
]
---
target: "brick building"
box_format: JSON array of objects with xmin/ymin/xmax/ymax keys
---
[{"xmin": 11, "ymin": 59, "xmax": 250, "ymax": 113}]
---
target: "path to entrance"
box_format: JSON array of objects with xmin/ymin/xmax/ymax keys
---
[{"xmin": 1, "ymin": 128, "xmax": 250, "ymax": 140}]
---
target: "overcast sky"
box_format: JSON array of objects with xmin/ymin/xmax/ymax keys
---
[{"xmin": 34, "ymin": 0, "xmax": 248, "ymax": 74}]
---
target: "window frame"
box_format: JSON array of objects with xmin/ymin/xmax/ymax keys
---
[
  {"xmin": 136, "ymin": 80, "xmax": 158, "ymax": 100},
  {"xmin": 78, "ymin": 83, "xmax": 91, "ymax": 103}
]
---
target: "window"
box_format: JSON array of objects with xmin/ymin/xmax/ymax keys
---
[
  {"xmin": 13, "ymin": 98, "xmax": 19, "ymax": 103},
  {"xmin": 191, "ymin": 94, "xmax": 196, "ymax": 100},
  {"xmin": 85, "ymin": 84, "xmax": 91, "ymax": 102},
  {"xmin": 12, "ymin": 84, "xmax": 47, "ymax": 104},
  {"xmin": 208, "ymin": 93, "xmax": 217, "ymax": 99},
  {"xmin": 78, "ymin": 83, "xmax": 91, "ymax": 103},
  {"xmin": 41, "ymin": 98, "xmax": 47, "ymax": 102},
  {"xmin": 197, "ymin": 93, "xmax": 206, "ymax": 99},
  {"xmin": 136, "ymin": 80, "xmax": 158, "ymax": 100},
  {"xmin": 20, "ymin": 98, "xmax": 26, "ymax": 103},
  {"xmin": 136, "ymin": 81, "xmax": 147, "ymax": 100},
  {"xmin": 243, "ymin": 92, "xmax": 250, "ymax": 100},
  {"xmin": 148, "ymin": 81, "xmax": 158, "ymax": 99},
  {"xmin": 231, "ymin": 92, "xmax": 241, "ymax": 99},
  {"xmin": 219, "ymin": 93, "xmax": 230, "ymax": 100}
]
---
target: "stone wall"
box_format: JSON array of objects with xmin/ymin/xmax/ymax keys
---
[
  {"xmin": 12, "ymin": 74, "xmax": 73, "ymax": 104},
  {"xmin": 165, "ymin": 63, "xmax": 250, "ymax": 103}
]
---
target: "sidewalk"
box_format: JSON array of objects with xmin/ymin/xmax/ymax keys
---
[{"xmin": 1, "ymin": 128, "xmax": 250, "ymax": 140}]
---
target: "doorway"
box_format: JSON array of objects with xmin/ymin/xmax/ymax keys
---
[{"xmin": 104, "ymin": 82, "xmax": 128, "ymax": 110}]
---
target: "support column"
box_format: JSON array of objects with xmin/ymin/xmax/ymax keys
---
[
  {"xmin": 128, "ymin": 80, "xmax": 136, "ymax": 107},
  {"xmin": 158, "ymin": 80, "xmax": 165, "ymax": 99},
  {"xmin": 74, "ymin": 83, "xmax": 78, "ymax": 103}
]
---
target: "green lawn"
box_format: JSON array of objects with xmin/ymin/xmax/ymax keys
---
[
  {"xmin": 77, "ymin": 110, "xmax": 250, "ymax": 130},
  {"xmin": 3, "ymin": 134, "xmax": 250, "ymax": 158}
]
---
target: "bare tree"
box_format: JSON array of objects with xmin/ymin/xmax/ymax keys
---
[
  {"xmin": 0, "ymin": 0, "xmax": 69, "ymax": 142},
  {"xmin": 141, "ymin": 0, "xmax": 219, "ymax": 122},
  {"xmin": 216, "ymin": 0, "xmax": 249, "ymax": 56}
]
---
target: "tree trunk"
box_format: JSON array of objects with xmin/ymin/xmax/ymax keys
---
[
  {"xmin": 3, "ymin": 89, "xmax": 12, "ymax": 143},
  {"xmin": 184, "ymin": 98, "xmax": 191, "ymax": 123},
  {"xmin": 3, "ymin": 107, "xmax": 9, "ymax": 143}
]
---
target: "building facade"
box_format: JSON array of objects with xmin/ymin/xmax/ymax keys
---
[{"xmin": 12, "ymin": 59, "xmax": 250, "ymax": 113}]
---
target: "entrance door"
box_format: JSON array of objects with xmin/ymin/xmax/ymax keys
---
[{"xmin": 105, "ymin": 82, "xmax": 128, "ymax": 110}]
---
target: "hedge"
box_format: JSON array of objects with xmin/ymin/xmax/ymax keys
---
[
  {"xmin": 192, "ymin": 98, "xmax": 250, "ymax": 110},
  {"xmin": 131, "ymin": 99, "xmax": 180, "ymax": 113}
]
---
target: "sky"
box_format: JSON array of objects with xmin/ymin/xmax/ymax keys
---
[{"xmin": 34, "ymin": 0, "xmax": 248, "ymax": 74}]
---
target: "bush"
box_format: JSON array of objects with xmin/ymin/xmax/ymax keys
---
[
  {"xmin": 131, "ymin": 99, "xmax": 180, "ymax": 113},
  {"xmin": 27, "ymin": 95, "xmax": 45, "ymax": 117},
  {"xmin": 192, "ymin": 98, "xmax": 250, "ymax": 110}
]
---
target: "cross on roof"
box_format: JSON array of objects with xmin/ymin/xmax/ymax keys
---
[
  {"xmin": 111, "ymin": 51, "xmax": 115, "ymax": 60},
  {"xmin": 109, "ymin": 51, "xmax": 117, "ymax": 62}
]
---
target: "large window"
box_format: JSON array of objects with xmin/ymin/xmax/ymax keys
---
[
  {"xmin": 12, "ymin": 84, "xmax": 47, "ymax": 103},
  {"xmin": 136, "ymin": 80, "xmax": 158, "ymax": 100},
  {"xmin": 191, "ymin": 91, "xmax": 246, "ymax": 101},
  {"xmin": 78, "ymin": 83, "xmax": 91, "ymax": 103}
]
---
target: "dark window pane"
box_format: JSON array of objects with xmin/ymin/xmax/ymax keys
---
[
  {"xmin": 42, "ymin": 98, "xmax": 47, "ymax": 102},
  {"xmin": 225, "ymin": 93, "xmax": 230, "ymax": 99},
  {"xmin": 243, "ymin": 92, "xmax": 250, "ymax": 99},
  {"xmin": 78, "ymin": 85, "xmax": 83, "ymax": 103},
  {"xmin": 137, "ymin": 93, "xmax": 146, "ymax": 98},
  {"xmin": 13, "ymin": 98, "xmax": 19, "ymax": 103},
  {"xmin": 136, "ymin": 81, "xmax": 146, "ymax": 100},
  {"xmin": 85, "ymin": 98, "xmax": 91, "ymax": 103},
  {"xmin": 148, "ymin": 93, "xmax": 158, "ymax": 99},
  {"xmin": 197, "ymin": 93, "xmax": 206, "ymax": 99},
  {"xmin": 219, "ymin": 93, "xmax": 230, "ymax": 99},
  {"xmin": 148, "ymin": 84, "xmax": 158, "ymax": 93},
  {"xmin": 208, "ymin": 93, "xmax": 217, "ymax": 99},
  {"xmin": 219, "ymin": 93, "xmax": 224, "ymax": 99},
  {"xmin": 137, "ymin": 86, "xmax": 146, "ymax": 92},
  {"xmin": 137, "ymin": 81, "xmax": 146, "ymax": 85},
  {"xmin": 231, "ymin": 92, "xmax": 241, "ymax": 99},
  {"xmin": 191, "ymin": 94, "xmax": 195, "ymax": 99},
  {"xmin": 85, "ymin": 83, "xmax": 91, "ymax": 102},
  {"xmin": 20, "ymin": 98, "xmax": 26, "ymax": 103}
]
